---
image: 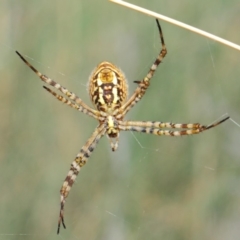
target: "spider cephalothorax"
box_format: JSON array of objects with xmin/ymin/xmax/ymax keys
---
[{"xmin": 16, "ymin": 19, "xmax": 229, "ymax": 234}]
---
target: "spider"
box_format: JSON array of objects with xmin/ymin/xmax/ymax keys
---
[{"xmin": 16, "ymin": 19, "xmax": 229, "ymax": 234}]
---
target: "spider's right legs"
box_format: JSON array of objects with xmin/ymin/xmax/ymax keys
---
[
  {"xmin": 16, "ymin": 51, "xmax": 99, "ymax": 120},
  {"xmin": 118, "ymin": 20, "xmax": 167, "ymax": 118},
  {"xmin": 119, "ymin": 116, "xmax": 229, "ymax": 136},
  {"xmin": 57, "ymin": 124, "xmax": 106, "ymax": 234}
]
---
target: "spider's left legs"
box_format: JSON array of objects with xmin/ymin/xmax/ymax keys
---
[
  {"xmin": 119, "ymin": 20, "xmax": 167, "ymax": 117},
  {"xmin": 57, "ymin": 124, "xmax": 106, "ymax": 234},
  {"xmin": 43, "ymin": 86, "xmax": 103, "ymax": 120},
  {"xmin": 16, "ymin": 51, "xmax": 99, "ymax": 120},
  {"xmin": 119, "ymin": 116, "xmax": 229, "ymax": 136}
]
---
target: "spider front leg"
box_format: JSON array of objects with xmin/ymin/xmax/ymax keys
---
[
  {"xmin": 43, "ymin": 86, "xmax": 103, "ymax": 121},
  {"xmin": 117, "ymin": 19, "xmax": 167, "ymax": 118},
  {"xmin": 43, "ymin": 86, "xmax": 82, "ymax": 110},
  {"xmin": 119, "ymin": 116, "xmax": 229, "ymax": 136},
  {"xmin": 16, "ymin": 51, "xmax": 99, "ymax": 120},
  {"xmin": 57, "ymin": 124, "xmax": 106, "ymax": 234}
]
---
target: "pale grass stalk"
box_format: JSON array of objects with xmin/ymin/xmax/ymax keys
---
[{"xmin": 109, "ymin": 0, "xmax": 240, "ymax": 51}]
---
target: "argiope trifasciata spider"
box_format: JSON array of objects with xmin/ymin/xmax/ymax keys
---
[{"xmin": 16, "ymin": 19, "xmax": 229, "ymax": 234}]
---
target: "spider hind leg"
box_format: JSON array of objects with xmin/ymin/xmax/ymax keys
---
[{"xmin": 57, "ymin": 203, "xmax": 66, "ymax": 234}]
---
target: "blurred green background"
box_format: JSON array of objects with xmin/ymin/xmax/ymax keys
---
[{"xmin": 0, "ymin": 0, "xmax": 240, "ymax": 239}]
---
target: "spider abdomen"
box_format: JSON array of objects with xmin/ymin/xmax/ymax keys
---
[{"xmin": 89, "ymin": 61, "xmax": 128, "ymax": 114}]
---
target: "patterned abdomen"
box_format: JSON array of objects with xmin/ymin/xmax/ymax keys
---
[{"xmin": 88, "ymin": 62, "xmax": 128, "ymax": 114}]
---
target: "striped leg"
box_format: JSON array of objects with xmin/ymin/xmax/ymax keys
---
[
  {"xmin": 116, "ymin": 19, "xmax": 167, "ymax": 118},
  {"xmin": 57, "ymin": 124, "xmax": 106, "ymax": 234},
  {"xmin": 16, "ymin": 51, "xmax": 98, "ymax": 120},
  {"xmin": 119, "ymin": 116, "xmax": 229, "ymax": 136},
  {"xmin": 43, "ymin": 86, "xmax": 101, "ymax": 119}
]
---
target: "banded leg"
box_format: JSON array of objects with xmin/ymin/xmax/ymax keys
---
[
  {"xmin": 119, "ymin": 116, "xmax": 229, "ymax": 136},
  {"xmin": 57, "ymin": 124, "xmax": 106, "ymax": 234},
  {"xmin": 116, "ymin": 19, "xmax": 167, "ymax": 118},
  {"xmin": 16, "ymin": 51, "xmax": 99, "ymax": 120},
  {"xmin": 43, "ymin": 86, "xmax": 102, "ymax": 120}
]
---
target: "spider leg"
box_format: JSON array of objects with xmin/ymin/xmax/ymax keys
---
[
  {"xmin": 16, "ymin": 51, "xmax": 99, "ymax": 120},
  {"xmin": 116, "ymin": 19, "xmax": 167, "ymax": 118},
  {"xmin": 119, "ymin": 116, "xmax": 229, "ymax": 136},
  {"xmin": 57, "ymin": 124, "xmax": 106, "ymax": 234},
  {"xmin": 204, "ymin": 116, "xmax": 230, "ymax": 130},
  {"xmin": 43, "ymin": 86, "xmax": 103, "ymax": 120}
]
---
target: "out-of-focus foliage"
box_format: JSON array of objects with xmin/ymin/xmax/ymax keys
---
[{"xmin": 0, "ymin": 0, "xmax": 239, "ymax": 240}]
